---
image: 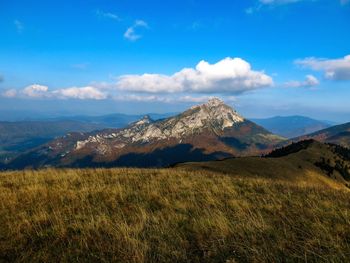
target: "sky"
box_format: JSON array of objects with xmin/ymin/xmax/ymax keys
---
[{"xmin": 0, "ymin": 0, "xmax": 349, "ymax": 122}]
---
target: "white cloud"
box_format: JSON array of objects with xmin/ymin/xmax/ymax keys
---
[
  {"xmin": 296, "ymin": 55, "xmax": 350, "ymax": 81},
  {"xmin": 246, "ymin": 0, "xmax": 303, "ymax": 13},
  {"xmin": 53, "ymin": 86, "xmax": 107, "ymax": 100},
  {"xmin": 124, "ymin": 28, "xmax": 139, "ymax": 41},
  {"xmin": 96, "ymin": 10, "xmax": 120, "ymax": 20},
  {"xmin": 113, "ymin": 94, "xmax": 236, "ymax": 104},
  {"xmin": 177, "ymin": 95, "xmax": 214, "ymax": 103},
  {"xmin": 284, "ymin": 74, "xmax": 319, "ymax": 88},
  {"xmin": 14, "ymin": 19, "xmax": 24, "ymax": 33},
  {"xmin": 304, "ymin": 75, "xmax": 320, "ymax": 86},
  {"xmin": 134, "ymin": 20, "xmax": 148, "ymax": 27},
  {"xmin": 177, "ymin": 95, "xmax": 237, "ymax": 103},
  {"xmin": 22, "ymin": 84, "xmax": 50, "ymax": 98},
  {"xmin": 124, "ymin": 20, "xmax": 149, "ymax": 41},
  {"xmin": 2, "ymin": 58, "xmax": 272, "ymax": 102},
  {"xmin": 2, "ymin": 85, "xmax": 107, "ymax": 100},
  {"xmin": 114, "ymin": 94, "xmax": 169, "ymax": 102},
  {"xmin": 116, "ymin": 57, "xmax": 273, "ymax": 94}
]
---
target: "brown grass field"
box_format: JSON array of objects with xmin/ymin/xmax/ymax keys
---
[{"xmin": 1, "ymin": 167, "xmax": 350, "ymax": 262}]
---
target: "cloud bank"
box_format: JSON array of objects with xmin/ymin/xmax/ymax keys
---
[
  {"xmin": 117, "ymin": 57, "xmax": 273, "ymax": 94},
  {"xmin": 296, "ymin": 55, "xmax": 350, "ymax": 81},
  {"xmin": 1, "ymin": 57, "xmax": 273, "ymax": 101},
  {"xmin": 53, "ymin": 87, "xmax": 107, "ymax": 100},
  {"xmin": 2, "ymin": 86, "xmax": 234, "ymax": 104},
  {"xmin": 3, "ymin": 84, "xmax": 107, "ymax": 100}
]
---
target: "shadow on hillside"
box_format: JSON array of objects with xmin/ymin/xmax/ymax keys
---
[{"xmin": 69, "ymin": 144, "xmax": 233, "ymax": 168}]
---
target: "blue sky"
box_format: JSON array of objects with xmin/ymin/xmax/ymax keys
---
[{"xmin": 0, "ymin": 0, "xmax": 349, "ymax": 121}]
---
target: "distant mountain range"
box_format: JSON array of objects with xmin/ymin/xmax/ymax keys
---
[
  {"xmin": 293, "ymin": 122, "xmax": 350, "ymax": 148},
  {"xmin": 0, "ymin": 99, "xmax": 349, "ymax": 170},
  {"xmin": 251, "ymin": 116, "xmax": 333, "ymax": 138},
  {"xmin": 0, "ymin": 120, "xmax": 102, "ymax": 162},
  {"xmin": 0, "ymin": 113, "xmax": 173, "ymax": 162},
  {"xmin": 48, "ymin": 112, "xmax": 175, "ymax": 128},
  {"xmin": 1, "ymin": 98, "xmax": 283, "ymax": 169}
]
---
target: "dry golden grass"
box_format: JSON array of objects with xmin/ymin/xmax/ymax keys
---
[{"xmin": 1, "ymin": 168, "xmax": 350, "ymax": 262}]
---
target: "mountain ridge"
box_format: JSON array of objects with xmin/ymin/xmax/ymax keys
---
[
  {"xmin": 2, "ymin": 98, "xmax": 283, "ymax": 169},
  {"xmin": 251, "ymin": 115, "xmax": 332, "ymax": 138},
  {"xmin": 292, "ymin": 122, "xmax": 350, "ymax": 148}
]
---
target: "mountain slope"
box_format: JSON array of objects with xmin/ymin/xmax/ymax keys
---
[
  {"xmin": 294, "ymin": 122, "xmax": 350, "ymax": 148},
  {"xmin": 251, "ymin": 116, "xmax": 331, "ymax": 138},
  {"xmin": 177, "ymin": 140, "xmax": 350, "ymax": 189},
  {"xmin": 3, "ymin": 98, "xmax": 284, "ymax": 169}
]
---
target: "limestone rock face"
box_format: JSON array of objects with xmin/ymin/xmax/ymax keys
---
[{"xmin": 74, "ymin": 98, "xmax": 244, "ymax": 149}]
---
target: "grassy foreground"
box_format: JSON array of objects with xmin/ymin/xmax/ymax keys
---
[{"xmin": 1, "ymin": 168, "xmax": 350, "ymax": 262}]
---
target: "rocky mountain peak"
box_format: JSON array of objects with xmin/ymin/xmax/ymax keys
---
[
  {"xmin": 131, "ymin": 115, "xmax": 153, "ymax": 126},
  {"xmin": 204, "ymin": 98, "xmax": 225, "ymax": 107},
  {"xmin": 73, "ymin": 98, "xmax": 246, "ymax": 152},
  {"xmin": 190, "ymin": 97, "xmax": 224, "ymax": 110},
  {"xmin": 187, "ymin": 98, "xmax": 244, "ymax": 130}
]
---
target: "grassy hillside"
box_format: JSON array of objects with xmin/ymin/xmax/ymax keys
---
[
  {"xmin": 178, "ymin": 140, "xmax": 350, "ymax": 189},
  {"xmin": 1, "ymin": 167, "xmax": 350, "ymax": 262}
]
